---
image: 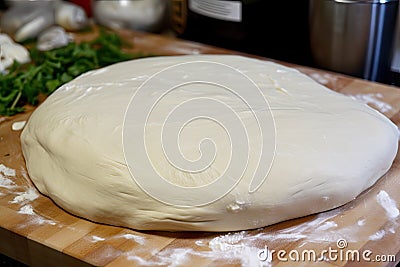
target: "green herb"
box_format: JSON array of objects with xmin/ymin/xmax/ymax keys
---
[{"xmin": 0, "ymin": 29, "xmax": 148, "ymax": 116}]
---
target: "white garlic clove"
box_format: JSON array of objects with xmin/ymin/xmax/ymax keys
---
[
  {"xmin": 0, "ymin": 2, "xmax": 54, "ymax": 38},
  {"xmin": 1, "ymin": 43, "xmax": 30, "ymax": 64},
  {"xmin": 37, "ymin": 26, "xmax": 73, "ymax": 51},
  {"xmin": 14, "ymin": 12, "xmax": 55, "ymax": 42},
  {"xmin": 55, "ymin": 1, "xmax": 88, "ymax": 31},
  {"xmin": 0, "ymin": 34, "xmax": 14, "ymax": 45},
  {"xmin": 0, "ymin": 35, "xmax": 30, "ymax": 73}
]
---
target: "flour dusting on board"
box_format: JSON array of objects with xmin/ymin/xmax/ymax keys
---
[
  {"xmin": 10, "ymin": 188, "xmax": 39, "ymax": 204},
  {"xmin": 119, "ymin": 233, "xmax": 146, "ymax": 245},
  {"xmin": 315, "ymin": 221, "xmax": 338, "ymax": 231},
  {"xmin": 91, "ymin": 235, "xmax": 106, "ymax": 242},
  {"xmin": 89, "ymin": 233, "xmax": 147, "ymax": 244},
  {"xmin": 368, "ymin": 230, "xmax": 386, "ymax": 241},
  {"xmin": 18, "ymin": 204, "xmax": 35, "ymax": 215},
  {"xmin": 357, "ymin": 219, "xmax": 366, "ymax": 226},
  {"xmin": 366, "ymin": 190, "xmax": 400, "ymax": 242},
  {"xmin": 308, "ymin": 72, "xmax": 337, "ymax": 85},
  {"xmin": 0, "ymin": 164, "xmax": 17, "ymax": 190},
  {"xmin": 127, "ymin": 248, "xmax": 192, "ymax": 267},
  {"xmin": 0, "ymin": 175, "xmax": 16, "ymax": 190},
  {"xmin": 207, "ymin": 231, "xmax": 267, "ymax": 267},
  {"xmin": 125, "ymin": 208, "xmax": 366, "ymax": 267},
  {"xmin": 127, "ymin": 245, "xmax": 268, "ymax": 267},
  {"xmin": 0, "ymin": 164, "xmax": 16, "ymax": 176},
  {"xmin": 350, "ymin": 93, "xmax": 393, "ymax": 113},
  {"xmin": 376, "ymin": 190, "xmax": 400, "ymax": 219},
  {"xmin": 17, "ymin": 204, "xmax": 56, "ymax": 226}
]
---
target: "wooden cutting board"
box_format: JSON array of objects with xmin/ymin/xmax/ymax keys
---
[{"xmin": 0, "ymin": 27, "xmax": 399, "ymax": 267}]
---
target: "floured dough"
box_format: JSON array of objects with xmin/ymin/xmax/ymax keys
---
[{"xmin": 21, "ymin": 55, "xmax": 398, "ymax": 231}]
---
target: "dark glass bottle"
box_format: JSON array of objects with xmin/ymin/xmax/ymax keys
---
[{"xmin": 170, "ymin": 0, "xmax": 312, "ymax": 66}]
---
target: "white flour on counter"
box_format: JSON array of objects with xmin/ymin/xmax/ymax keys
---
[
  {"xmin": 127, "ymin": 249, "xmax": 192, "ymax": 267},
  {"xmin": 349, "ymin": 93, "xmax": 393, "ymax": 114},
  {"xmin": 357, "ymin": 219, "xmax": 366, "ymax": 226},
  {"xmin": 376, "ymin": 190, "xmax": 400, "ymax": 219},
  {"xmin": 10, "ymin": 188, "xmax": 39, "ymax": 204},
  {"xmin": 368, "ymin": 230, "xmax": 386, "ymax": 241},
  {"xmin": 0, "ymin": 164, "xmax": 16, "ymax": 176},
  {"xmin": 91, "ymin": 235, "xmax": 106, "ymax": 242},
  {"xmin": 126, "ymin": 232, "xmax": 272, "ymax": 267},
  {"xmin": 17, "ymin": 204, "xmax": 56, "ymax": 226},
  {"xmin": 89, "ymin": 233, "xmax": 147, "ymax": 245},
  {"xmin": 123, "ymin": 197, "xmax": 400, "ymax": 267},
  {"xmin": 124, "ymin": 209, "xmax": 358, "ymax": 267},
  {"xmin": 0, "ymin": 175, "xmax": 16, "ymax": 190},
  {"xmin": 119, "ymin": 233, "xmax": 146, "ymax": 245},
  {"xmin": 0, "ymin": 164, "xmax": 17, "ymax": 190},
  {"xmin": 18, "ymin": 204, "xmax": 35, "ymax": 215},
  {"xmin": 308, "ymin": 72, "xmax": 337, "ymax": 85},
  {"xmin": 0, "ymin": 164, "xmax": 56, "ymax": 227},
  {"xmin": 367, "ymin": 190, "xmax": 400, "ymax": 242}
]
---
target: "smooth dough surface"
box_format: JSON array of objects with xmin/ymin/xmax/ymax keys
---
[{"xmin": 21, "ymin": 55, "xmax": 398, "ymax": 231}]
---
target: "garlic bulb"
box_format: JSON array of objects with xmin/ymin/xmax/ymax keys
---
[{"xmin": 0, "ymin": 33, "xmax": 30, "ymax": 73}]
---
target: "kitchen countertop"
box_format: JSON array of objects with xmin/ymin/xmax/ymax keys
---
[{"xmin": 0, "ymin": 27, "xmax": 399, "ymax": 267}]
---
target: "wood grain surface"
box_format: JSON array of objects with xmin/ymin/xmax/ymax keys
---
[{"xmin": 0, "ymin": 27, "xmax": 399, "ymax": 267}]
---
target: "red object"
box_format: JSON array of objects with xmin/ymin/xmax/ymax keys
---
[{"xmin": 69, "ymin": 0, "xmax": 92, "ymax": 17}]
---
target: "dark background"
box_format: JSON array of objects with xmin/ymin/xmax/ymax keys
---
[{"xmin": 179, "ymin": 0, "xmax": 313, "ymax": 67}]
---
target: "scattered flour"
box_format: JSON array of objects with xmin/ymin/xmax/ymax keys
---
[
  {"xmin": 127, "ymin": 248, "xmax": 193, "ymax": 267},
  {"xmin": 17, "ymin": 204, "xmax": 56, "ymax": 226},
  {"xmin": 120, "ymin": 233, "xmax": 146, "ymax": 245},
  {"xmin": 350, "ymin": 93, "xmax": 393, "ymax": 113},
  {"xmin": 357, "ymin": 219, "xmax": 366, "ymax": 226},
  {"xmin": 368, "ymin": 230, "xmax": 386, "ymax": 241},
  {"xmin": 89, "ymin": 233, "xmax": 147, "ymax": 244},
  {"xmin": 308, "ymin": 72, "xmax": 337, "ymax": 85},
  {"xmin": 0, "ymin": 175, "xmax": 16, "ymax": 190},
  {"xmin": 18, "ymin": 204, "xmax": 34, "ymax": 215},
  {"xmin": 207, "ymin": 231, "xmax": 265, "ymax": 267},
  {"xmin": 266, "ymin": 209, "xmax": 359, "ymax": 243},
  {"xmin": 0, "ymin": 164, "xmax": 17, "ymax": 190},
  {"xmin": 376, "ymin": 190, "xmax": 400, "ymax": 219},
  {"xmin": 91, "ymin": 235, "xmax": 106, "ymax": 242},
  {"xmin": 366, "ymin": 190, "xmax": 400, "ymax": 242},
  {"xmin": 124, "ymin": 209, "xmax": 364, "ymax": 267},
  {"xmin": 315, "ymin": 221, "xmax": 338, "ymax": 231},
  {"xmin": 126, "ymin": 190, "xmax": 398, "ymax": 266},
  {"xmin": 10, "ymin": 188, "xmax": 39, "ymax": 204},
  {"xmin": 0, "ymin": 164, "xmax": 16, "ymax": 176}
]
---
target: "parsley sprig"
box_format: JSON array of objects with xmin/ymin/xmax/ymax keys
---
[{"xmin": 0, "ymin": 29, "xmax": 147, "ymax": 116}]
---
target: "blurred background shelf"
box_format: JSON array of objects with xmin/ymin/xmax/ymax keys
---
[{"xmin": 0, "ymin": 0, "xmax": 399, "ymax": 86}]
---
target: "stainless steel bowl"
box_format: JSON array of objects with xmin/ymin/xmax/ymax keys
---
[
  {"xmin": 309, "ymin": 0, "xmax": 399, "ymax": 82},
  {"xmin": 92, "ymin": 0, "xmax": 168, "ymax": 33}
]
